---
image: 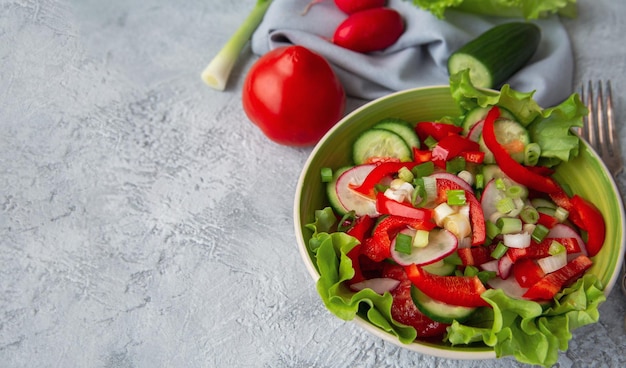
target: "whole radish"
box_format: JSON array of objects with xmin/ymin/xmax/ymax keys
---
[
  {"xmin": 333, "ymin": 7, "xmax": 404, "ymax": 53},
  {"xmin": 335, "ymin": 0, "xmax": 386, "ymax": 14}
]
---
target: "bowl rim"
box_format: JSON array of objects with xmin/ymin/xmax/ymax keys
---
[{"xmin": 292, "ymin": 85, "xmax": 626, "ymax": 359}]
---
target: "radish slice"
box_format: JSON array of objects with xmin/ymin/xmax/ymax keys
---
[
  {"xmin": 467, "ymin": 120, "xmax": 484, "ymax": 142},
  {"xmin": 487, "ymin": 276, "xmax": 528, "ymax": 299},
  {"xmin": 480, "ymin": 259, "xmax": 500, "ymax": 274},
  {"xmin": 390, "ymin": 228, "xmax": 458, "ymax": 266},
  {"xmin": 498, "ymin": 254, "xmax": 514, "ymax": 279},
  {"xmin": 547, "ymin": 223, "xmax": 587, "ymax": 256},
  {"xmin": 350, "ymin": 278, "xmax": 401, "ymax": 294},
  {"xmin": 480, "ymin": 179, "xmax": 507, "ymax": 220},
  {"xmin": 335, "ymin": 164, "xmax": 379, "ymax": 217},
  {"xmin": 430, "ymin": 172, "xmax": 474, "ymax": 192}
]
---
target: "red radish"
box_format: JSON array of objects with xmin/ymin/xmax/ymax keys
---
[
  {"xmin": 333, "ymin": 8, "xmax": 404, "ymax": 53},
  {"xmin": 497, "ymin": 253, "xmax": 514, "ymax": 279},
  {"xmin": 335, "ymin": 0, "xmax": 386, "ymax": 14},
  {"xmin": 429, "ymin": 172, "xmax": 473, "ymax": 192},
  {"xmin": 390, "ymin": 228, "xmax": 458, "ymax": 266},
  {"xmin": 350, "ymin": 277, "xmax": 400, "ymax": 294},
  {"xmin": 335, "ymin": 164, "xmax": 379, "ymax": 217}
]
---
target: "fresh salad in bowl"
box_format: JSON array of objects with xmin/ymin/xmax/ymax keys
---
[{"xmin": 303, "ymin": 71, "xmax": 609, "ymax": 367}]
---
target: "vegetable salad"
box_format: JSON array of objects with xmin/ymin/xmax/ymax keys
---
[{"xmin": 306, "ymin": 71, "xmax": 606, "ymax": 367}]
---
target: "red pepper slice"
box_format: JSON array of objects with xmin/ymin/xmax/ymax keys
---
[
  {"xmin": 361, "ymin": 215, "xmax": 435, "ymax": 262},
  {"xmin": 506, "ymin": 237, "xmax": 582, "ymax": 263},
  {"xmin": 436, "ymin": 178, "xmax": 486, "ymax": 246},
  {"xmin": 431, "ymin": 134, "xmax": 480, "ymax": 168},
  {"xmin": 405, "ymin": 264, "xmax": 490, "ymax": 307},
  {"xmin": 482, "ymin": 107, "xmax": 561, "ymax": 194},
  {"xmin": 570, "ymin": 195, "xmax": 606, "ymax": 257},
  {"xmin": 460, "ymin": 150, "xmax": 485, "ymax": 164},
  {"xmin": 457, "ymin": 244, "xmax": 497, "ymax": 266},
  {"xmin": 415, "ymin": 122, "xmax": 463, "ymax": 142},
  {"xmin": 513, "ymin": 258, "xmax": 545, "ymax": 287},
  {"xmin": 375, "ymin": 192, "xmax": 433, "ymax": 221},
  {"xmin": 351, "ymin": 161, "xmax": 419, "ymax": 198},
  {"xmin": 412, "ymin": 148, "xmax": 432, "ymax": 163},
  {"xmin": 346, "ymin": 215, "xmax": 375, "ymax": 284},
  {"xmin": 537, "ymin": 212, "xmax": 559, "ymax": 229},
  {"xmin": 522, "ymin": 255, "xmax": 593, "ymax": 300}
]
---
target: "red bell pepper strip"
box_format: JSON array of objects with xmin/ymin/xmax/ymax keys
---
[
  {"xmin": 436, "ymin": 178, "xmax": 486, "ymax": 246},
  {"xmin": 405, "ymin": 264, "xmax": 490, "ymax": 307},
  {"xmin": 522, "ymin": 255, "xmax": 593, "ymax": 300},
  {"xmin": 375, "ymin": 192, "xmax": 433, "ymax": 221},
  {"xmin": 412, "ymin": 148, "xmax": 432, "ymax": 163},
  {"xmin": 361, "ymin": 215, "xmax": 435, "ymax": 262},
  {"xmin": 513, "ymin": 258, "xmax": 545, "ymax": 287},
  {"xmin": 570, "ymin": 195, "xmax": 606, "ymax": 257},
  {"xmin": 415, "ymin": 122, "xmax": 463, "ymax": 142},
  {"xmin": 345, "ymin": 215, "xmax": 375, "ymax": 284},
  {"xmin": 457, "ymin": 244, "xmax": 497, "ymax": 266},
  {"xmin": 506, "ymin": 237, "xmax": 581, "ymax": 263},
  {"xmin": 351, "ymin": 161, "xmax": 419, "ymax": 198},
  {"xmin": 460, "ymin": 150, "xmax": 485, "ymax": 164},
  {"xmin": 537, "ymin": 212, "xmax": 559, "ymax": 229},
  {"xmin": 482, "ymin": 107, "xmax": 561, "ymax": 194},
  {"xmin": 431, "ymin": 134, "xmax": 480, "ymax": 168}
]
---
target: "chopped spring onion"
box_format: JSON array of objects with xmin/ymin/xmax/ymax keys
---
[
  {"xmin": 433, "ymin": 202, "xmax": 456, "ymax": 226},
  {"xmin": 490, "ymin": 241, "xmax": 508, "ymax": 259},
  {"xmin": 496, "ymin": 217, "xmax": 523, "ymax": 234},
  {"xmin": 464, "ymin": 265, "xmax": 479, "ymax": 277},
  {"xmin": 495, "ymin": 178, "xmax": 506, "ymax": 190},
  {"xmin": 421, "ymin": 176, "xmax": 438, "ymax": 205},
  {"xmin": 503, "ymin": 231, "xmax": 531, "ymax": 249},
  {"xmin": 531, "ymin": 198, "xmax": 556, "ymax": 209},
  {"xmin": 412, "ymin": 161, "xmax": 435, "ymax": 178},
  {"xmin": 505, "ymin": 185, "xmax": 528, "ymax": 199},
  {"xmin": 475, "ymin": 173, "xmax": 485, "ymax": 190},
  {"xmin": 496, "ymin": 197, "xmax": 515, "ymax": 214},
  {"xmin": 424, "ymin": 135, "xmax": 438, "ymax": 149},
  {"xmin": 446, "ymin": 157, "xmax": 466, "ymax": 173},
  {"xmin": 520, "ymin": 205, "xmax": 539, "ymax": 224},
  {"xmin": 457, "ymin": 170, "xmax": 474, "ymax": 187},
  {"xmin": 537, "ymin": 251, "xmax": 567, "ymax": 274},
  {"xmin": 486, "ymin": 220, "xmax": 501, "ymax": 240},
  {"xmin": 447, "ymin": 189, "xmax": 467, "ymax": 206},
  {"xmin": 320, "ymin": 167, "xmax": 333, "ymax": 183},
  {"xmin": 411, "ymin": 179, "xmax": 426, "ymax": 207},
  {"xmin": 394, "ymin": 233, "xmax": 414, "ymax": 255},
  {"xmin": 413, "ymin": 229, "xmax": 430, "ymax": 248},
  {"xmin": 524, "ymin": 142, "xmax": 541, "ymax": 166},
  {"xmin": 337, "ymin": 211, "xmax": 357, "ymax": 232},
  {"xmin": 398, "ymin": 166, "xmax": 414, "ymax": 183},
  {"xmin": 201, "ymin": 0, "xmax": 273, "ymax": 90},
  {"xmin": 554, "ymin": 206, "xmax": 570, "ymax": 222},
  {"xmin": 444, "ymin": 252, "xmax": 463, "ymax": 265},
  {"xmin": 531, "ymin": 224, "xmax": 550, "ymax": 243},
  {"xmin": 443, "ymin": 212, "xmax": 472, "ymax": 239},
  {"xmin": 548, "ymin": 240, "xmax": 566, "ymax": 255}
]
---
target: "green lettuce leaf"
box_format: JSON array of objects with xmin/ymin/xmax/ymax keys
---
[
  {"xmin": 450, "ymin": 69, "xmax": 586, "ymax": 166},
  {"xmin": 410, "ymin": 0, "xmax": 578, "ymax": 20},
  {"xmin": 307, "ymin": 208, "xmax": 418, "ymax": 344},
  {"xmin": 445, "ymin": 274, "xmax": 605, "ymax": 367}
]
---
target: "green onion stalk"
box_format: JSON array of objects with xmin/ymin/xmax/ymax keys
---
[{"xmin": 201, "ymin": 0, "xmax": 273, "ymax": 91}]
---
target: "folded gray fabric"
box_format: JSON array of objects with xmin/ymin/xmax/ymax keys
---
[{"xmin": 250, "ymin": 0, "xmax": 574, "ymax": 108}]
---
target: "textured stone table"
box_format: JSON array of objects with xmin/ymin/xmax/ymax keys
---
[{"xmin": 1, "ymin": 1, "xmax": 625, "ymax": 367}]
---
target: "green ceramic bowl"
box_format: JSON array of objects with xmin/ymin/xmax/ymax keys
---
[{"xmin": 293, "ymin": 85, "xmax": 625, "ymax": 359}]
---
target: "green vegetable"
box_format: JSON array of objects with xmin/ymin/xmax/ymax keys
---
[
  {"xmin": 201, "ymin": 0, "xmax": 272, "ymax": 90},
  {"xmin": 448, "ymin": 22, "xmax": 541, "ymax": 89},
  {"xmin": 410, "ymin": 0, "xmax": 578, "ymax": 20}
]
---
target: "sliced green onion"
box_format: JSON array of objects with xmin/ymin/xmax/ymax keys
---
[
  {"xmin": 477, "ymin": 270, "xmax": 497, "ymax": 284},
  {"xmin": 398, "ymin": 166, "xmax": 414, "ymax": 183},
  {"xmin": 421, "ymin": 176, "xmax": 438, "ymax": 205},
  {"xmin": 337, "ymin": 211, "xmax": 357, "ymax": 232},
  {"xmin": 486, "ymin": 220, "xmax": 501, "ymax": 240},
  {"xmin": 524, "ymin": 143, "xmax": 541, "ymax": 166},
  {"xmin": 505, "ymin": 185, "xmax": 528, "ymax": 199},
  {"xmin": 443, "ymin": 212, "xmax": 472, "ymax": 239},
  {"xmin": 475, "ymin": 173, "xmax": 485, "ymax": 190},
  {"xmin": 411, "ymin": 178, "xmax": 426, "ymax": 207},
  {"xmin": 496, "ymin": 197, "xmax": 515, "ymax": 214},
  {"xmin": 412, "ymin": 229, "xmax": 430, "ymax": 248},
  {"xmin": 548, "ymin": 240, "xmax": 566, "ymax": 255},
  {"xmin": 495, "ymin": 178, "xmax": 506, "ymax": 191},
  {"xmin": 375, "ymin": 184, "xmax": 389, "ymax": 194},
  {"xmin": 532, "ymin": 224, "xmax": 550, "ymax": 243},
  {"xmin": 320, "ymin": 167, "xmax": 333, "ymax": 183},
  {"xmin": 520, "ymin": 205, "xmax": 540, "ymax": 224},
  {"xmin": 531, "ymin": 198, "xmax": 557, "ymax": 209},
  {"xmin": 496, "ymin": 217, "xmax": 523, "ymax": 234},
  {"xmin": 424, "ymin": 136, "xmax": 438, "ymax": 149},
  {"xmin": 464, "ymin": 265, "xmax": 479, "ymax": 277},
  {"xmin": 447, "ymin": 189, "xmax": 467, "ymax": 206},
  {"xmin": 412, "ymin": 161, "xmax": 435, "ymax": 178},
  {"xmin": 433, "ymin": 202, "xmax": 455, "ymax": 226},
  {"xmin": 446, "ymin": 157, "xmax": 466, "ymax": 174},
  {"xmin": 490, "ymin": 241, "xmax": 508, "ymax": 259},
  {"xmin": 457, "ymin": 170, "xmax": 474, "ymax": 187},
  {"xmin": 395, "ymin": 233, "xmax": 413, "ymax": 255},
  {"xmin": 554, "ymin": 206, "xmax": 569, "ymax": 222}
]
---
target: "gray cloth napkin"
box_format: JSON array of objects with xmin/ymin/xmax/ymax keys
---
[{"xmin": 250, "ymin": 0, "xmax": 574, "ymax": 108}]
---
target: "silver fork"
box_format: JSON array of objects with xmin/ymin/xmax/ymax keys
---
[{"xmin": 579, "ymin": 80, "xmax": 626, "ymax": 301}]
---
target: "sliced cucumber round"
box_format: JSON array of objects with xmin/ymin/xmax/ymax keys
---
[
  {"xmin": 422, "ymin": 259, "xmax": 457, "ymax": 276},
  {"xmin": 448, "ymin": 22, "xmax": 541, "ymax": 88},
  {"xmin": 479, "ymin": 118, "xmax": 530, "ymax": 164},
  {"xmin": 410, "ymin": 285, "xmax": 477, "ymax": 324},
  {"xmin": 353, "ymin": 128, "xmax": 412, "ymax": 165},
  {"xmin": 462, "ymin": 106, "xmax": 517, "ymax": 137},
  {"xmin": 373, "ymin": 118, "xmax": 421, "ymax": 150}
]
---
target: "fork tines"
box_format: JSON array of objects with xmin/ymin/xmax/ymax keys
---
[{"xmin": 580, "ymin": 80, "xmax": 623, "ymax": 176}]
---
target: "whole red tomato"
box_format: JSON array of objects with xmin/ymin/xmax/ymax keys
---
[{"xmin": 242, "ymin": 46, "xmax": 346, "ymax": 147}]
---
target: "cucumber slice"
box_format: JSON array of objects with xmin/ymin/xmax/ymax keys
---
[
  {"xmin": 448, "ymin": 22, "xmax": 541, "ymax": 88},
  {"xmin": 479, "ymin": 118, "xmax": 530, "ymax": 164},
  {"xmin": 462, "ymin": 106, "xmax": 516, "ymax": 136},
  {"xmin": 422, "ymin": 259, "xmax": 457, "ymax": 276},
  {"xmin": 410, "ymin": 285, "xmax": 477, "ymax": 324},
  {"xmin": 326, "ymin": 166, "xmax": 352, "ymax": 215},
  {"xmin": 373, "ymin": 118, "xmax": 420, "ymax": 149},
  {"xmin": 353, "ymin": 128, "xmax": 412, "ymax": 165}
]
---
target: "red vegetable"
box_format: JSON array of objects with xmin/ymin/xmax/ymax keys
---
[
  {"xmin": 436, "ymin": 178, "xmax": 486, "ymax": 246},
  {"xmin": 376, "ymin": 192, "xmax": 433, "ymax": 221},
  {"xmin": 405, "ymin": 264, "xmax": 490, "ymax": 307},
  {"xmin": 383, "ymin": 264, "xmax": 450, "ymax": 337},
  {"xmin": 482, "ymin": 107, "xmax": 561, "ymax": 194},
  {"xmin": 513, "ymin": 258, "xmax": 545, "ymax": 288},
  {"xmin": 346, "ymin": 215, "xmax": 375, "ymax": 284},
  {"xmin": 523, "ymin": 255, "xmax": 593, "ymax": 300},
  {"xmin": 570, "ymin": 195, "xmax": 606, "ymax": 257},
  {"xmin": 242, "ymin": 46, "xmax": 345, "ymax": 146},
  {"xmin": 351, "ymin": 161, "xmax": 419, "ymax": 197},
  {"xmin": 332, "ymin": 8, "xmax": 404, "ymax": 53},
  {"xmin": 457, "ymin": 244, "xmax": 497, "ymax": 266},
  {"xmin": 415, "ymin": 122, "xmax": 463, "ymax": 142},
  {"xmin": 431, "ymin": 134, "xmax": 480, "ymax": 167},
  {"xmin": 335, "ymin": 0, "xmax": 386, "ymax": 14},
  {"xmin": 506, "ymin": 237, "xmax": 581, "ymax": 263},
  {"xmin": 362, "ymin": 215, "xmax": 435, "ymax": 262}
]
